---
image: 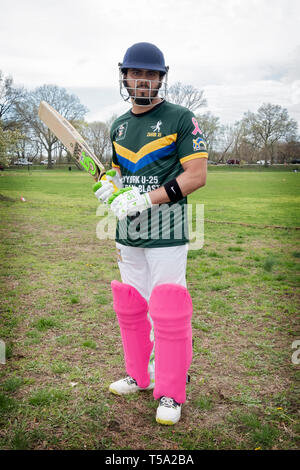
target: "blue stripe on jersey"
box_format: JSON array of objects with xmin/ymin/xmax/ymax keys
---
[{"xmin": 116, "ymin": 142, "xmax": 176, "ymax": 173}]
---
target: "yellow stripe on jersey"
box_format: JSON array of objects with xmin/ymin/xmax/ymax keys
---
[
  {"xmin": 112, "ymin": 162, "xmax": 120, "ymax": 169},
  {"xmin": 113, "ymin": 134, "xmax": 178, "ymax": 164},
  {"xmin": 180, "ymin": 152, "xmax": 208, "ymax": 164}
]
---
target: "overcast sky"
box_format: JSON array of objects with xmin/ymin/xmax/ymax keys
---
[{"xmin": 1, "ymin": 0, "xmax": 300, "ymax": 129}]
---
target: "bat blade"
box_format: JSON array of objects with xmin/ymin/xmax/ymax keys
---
[{"xmin": 38, "ymin": 101, "xmax": 105, "ymax": 181}]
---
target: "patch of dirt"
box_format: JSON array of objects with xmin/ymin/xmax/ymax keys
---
[{"xmin": 0, "ymin": 194, "xmax": 16, "ymax": 202}]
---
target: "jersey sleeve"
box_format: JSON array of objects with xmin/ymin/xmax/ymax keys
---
[{"xmin": 176, "ymin": 110, "xmax": 208, "ymax": 165}]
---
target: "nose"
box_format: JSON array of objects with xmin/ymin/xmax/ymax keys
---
[{"xmin": 136, "ymin": 77, "xmax": 150, "ymax": 88}]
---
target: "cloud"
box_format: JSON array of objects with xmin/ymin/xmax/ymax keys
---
[
  {"xmin": 203, "ymin": 80, "xmax": 300, "ymax": 128},
  {"xmin": 65, "ymin": 86, "xmax": 128, "ymax": 121},
  {"xmin": 1, "ymin": 0, "xmax": 299, "ymax": 129}
]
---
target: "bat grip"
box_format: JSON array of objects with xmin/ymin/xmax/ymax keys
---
[{"xmin": 98, "ymin": 171, "xmax": 106, "ymax": 181}]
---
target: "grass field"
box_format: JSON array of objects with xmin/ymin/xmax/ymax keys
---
[{"xmin": 0, "ymin": 167, "xmax": 299, "ymax": 450}]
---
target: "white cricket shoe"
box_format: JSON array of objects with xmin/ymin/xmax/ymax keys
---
[
  {"xmin": 156, "ymin": 396, "xmax": 182, "ymax": 425},
  {"xmin": 109, "ymin": 376, "xmax": 154, "ymax": 395}
]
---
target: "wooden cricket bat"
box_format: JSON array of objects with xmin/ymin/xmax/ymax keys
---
[{"xmin": 38, "ymin": 101, "xmax": 106, "ymax": 181}]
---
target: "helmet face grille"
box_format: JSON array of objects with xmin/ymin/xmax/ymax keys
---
[
  {"xmin": 119, "ymin": 71, "xmax": 169, "ymax": 107},
  {"xmin": 118, "ymin": 43, "xmax": 169, "ymax": 106}
]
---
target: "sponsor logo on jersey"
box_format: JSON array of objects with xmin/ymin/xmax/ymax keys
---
[
  {"xmin": 147, "ymin": 120, "xmax": 162, "ymax": 137},
  {"xmin": 193, "ymin": 137, "xmax": 206, "ymax": 151},
  {"xmin": 115, "ymin": 122, "xmax": 128, "ymax": 141}
]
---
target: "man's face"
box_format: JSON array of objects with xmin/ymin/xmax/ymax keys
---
[{"xmin": 124, "ymin": 68, "xmax": 162, "ymax": 105}]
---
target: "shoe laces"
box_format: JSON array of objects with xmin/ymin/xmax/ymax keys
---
[
  {"xmin": 160, "ymin": 396, "xmax": 180, "ymax": 408},
  {"xmin": 125, "ymin": 376, "xmax": 137, "ymax": 385}
]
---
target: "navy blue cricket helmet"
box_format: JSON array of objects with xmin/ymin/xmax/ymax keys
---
[{"xmin": 119, "ymin": 42, "xmax": 168, "ymax": 74}]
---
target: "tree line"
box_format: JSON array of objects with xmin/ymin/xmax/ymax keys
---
[{"xmin": 0, "ymin": 70, "xmax": 299, "ymax": 169}]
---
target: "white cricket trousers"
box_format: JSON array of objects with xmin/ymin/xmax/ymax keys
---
[{"xmin": 116, "ymin": 242, "xmax": 189, "ymax": 301}]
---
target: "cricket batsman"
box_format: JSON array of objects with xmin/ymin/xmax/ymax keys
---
[{"xmin": 93, "ymin": 42, "xmax": 208, "ymax": 425}]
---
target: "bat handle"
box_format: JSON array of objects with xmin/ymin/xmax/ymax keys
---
[
  {"xmin": 94, "ymin": 170, "xmax": 122, "ymax": 195},
  {"xmin": 98, "ymin": 171, "xmax": 106, "ymax": 181},
  {"xmin": 102, "ymin": 169, "xmax": 123, "ymax": 193}
]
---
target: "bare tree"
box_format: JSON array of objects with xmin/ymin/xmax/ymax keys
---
[
  {"xmin": 0, "ymin": 70, "xmax": 25, "ymax": 129},
  {"xmin": 168, "ymin": 82, "xmax": 207, "ymax": 112},
  {"xmin": 195, "ymin": 111, "xmax": 220, "ymax": 155},
  {"xmin": 81, "ymin": 121, "xmax": 111, "ymax": 164},
  {"xmin": 277, "ymin": 139, "xmax": 300, "ymax": 163},
  {"xmin": 216, "ymin": 124, "xmax": 236, "ymax": 163},
  {"xmin": 236, "ymin": 139, "xmax": 259, "ymax": 163},
  {"xmin": 13, "ymin": 125, "xmax": 40, "ymax": 162},
  {"xmin": 217, "ymin": 121, "xmax": 246, "ymax": 163},
  {"xmin": 106, "ymin": 114, "xmax": 118, "ymax": 131},
  {"xmin": 242, "ymin": 103, "xmax": 298, "ymax": 165},
  {"xmin": 16, "ymin": 85, "xmax": 88, "ymax": 168}
]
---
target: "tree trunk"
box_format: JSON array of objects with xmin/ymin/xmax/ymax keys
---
[{"xmin": 47, "ymin": 147, "xmax": 52, "ymax": 169}]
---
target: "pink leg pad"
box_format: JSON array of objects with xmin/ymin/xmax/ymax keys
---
[
  {"xmin": 149, "ymin": 283, "xmax": 193, "ymax": 404},
  {"xmin": 111, "ymin": 280, "xmax": 153, "ymax": 388}
]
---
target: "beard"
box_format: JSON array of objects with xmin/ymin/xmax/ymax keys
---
[
  {"xmin": 134, "ymin": 96, "xmax": 152, "ymax": 105},
  {"xmin": 123, "ymin": 79, "xmax": 161, "ymax": 105}
]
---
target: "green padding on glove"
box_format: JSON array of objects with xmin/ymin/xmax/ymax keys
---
[
  {"xmin": 106, "ymin": 169, "xmax": 117, "ymax": 177},
  {"xmin": 93, "ymin": 181, "xmax": 102, "ymax": 193},
  {"xmin": 108, "ymin": 186, "xmax": 132, "ymax": 205}
]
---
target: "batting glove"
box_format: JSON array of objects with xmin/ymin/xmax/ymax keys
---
[
  {"xmin": 93, "ymin": 169, "xmax": 123, "ymax": 204},
  {"xmin": 108, "ymin": 186, "xmax": 152, "ymax": 220}
]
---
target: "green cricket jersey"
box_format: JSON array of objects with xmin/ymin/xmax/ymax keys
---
[{"xmin": 111, "ymin": 100, "xmax": 208, "ymax": 248}]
